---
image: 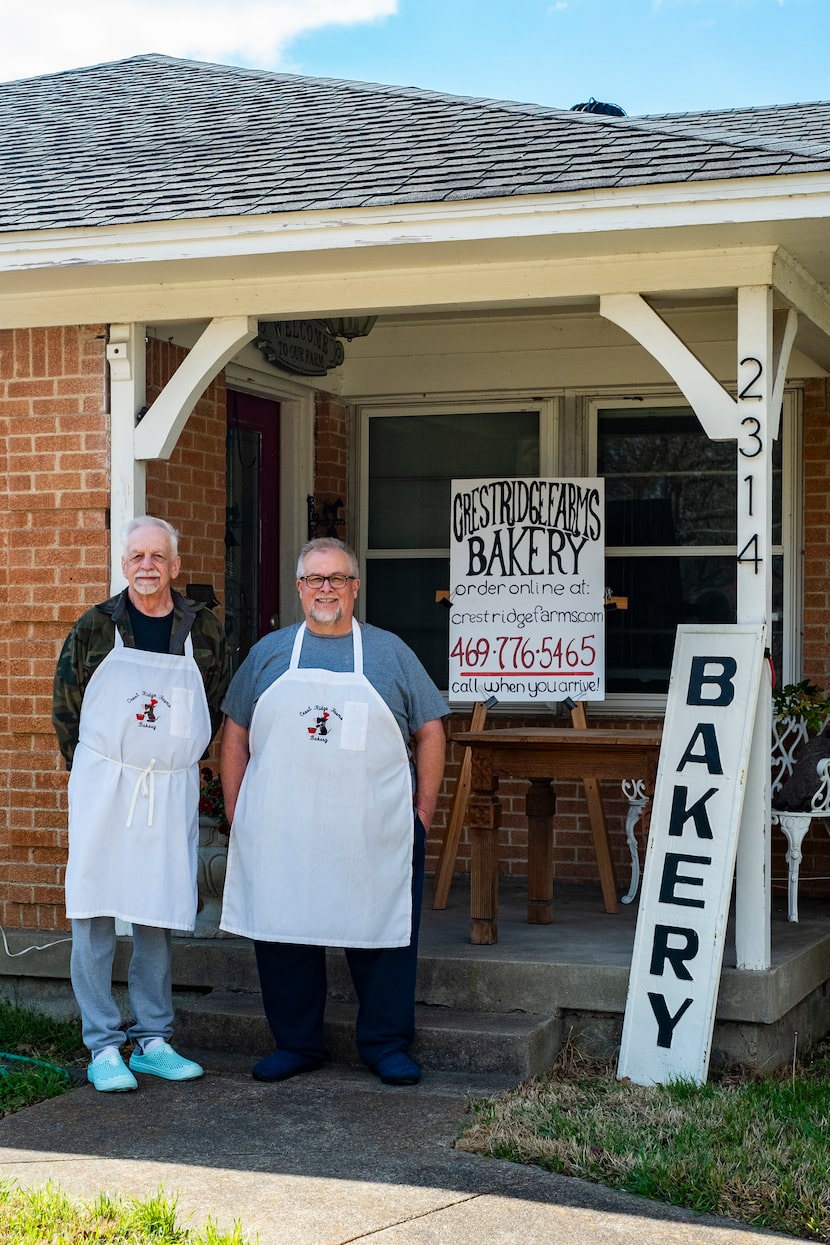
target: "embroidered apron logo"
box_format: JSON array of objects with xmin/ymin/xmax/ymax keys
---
[
  {"xmin": 136, "ymin": 697, "xmax": 159, "ymax": 723},
  {"xmin": 299, "ymin": 703, "xmax": 343, "ymax": 742},
  {"xmin": 127, "ymin": 690, "xmax": 172, "ymax": 730}
]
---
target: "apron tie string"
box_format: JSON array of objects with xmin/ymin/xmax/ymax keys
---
[
  {"xmin": 75, "ymin": 743, "xmax": 190, "ymax": 830},
  {"xmin": 127, "ymin": 758, "xmax": 157, "ymax": 829}
]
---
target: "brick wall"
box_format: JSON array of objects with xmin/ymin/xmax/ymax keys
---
[
  {"xmin": 0, "ymin": 326, "xmax": 109, "ymax": 931},
  {"xmin": 0, "ymin": 332, "xmax": 229, "ymax": 933},
  {"xmin": 311, "ymin": 393, "xmax": 349, "ymax": 539}
]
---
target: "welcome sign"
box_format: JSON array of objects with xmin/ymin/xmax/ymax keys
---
[
  {"xmin": 448, "ymin": 477, "xmax": 605, "ymax": 704},
  {"xmin": 618, "ymin": 624, "xmax": 766, "ymax": 1086}
]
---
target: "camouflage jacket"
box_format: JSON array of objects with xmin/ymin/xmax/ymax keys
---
[{"xmin": 52, "ymin": 588, "xmax": 230, "ymax": 769}]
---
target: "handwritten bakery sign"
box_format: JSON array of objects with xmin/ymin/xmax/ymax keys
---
[
  {"xmin": 618, "ymin": 624, "xmax": 765, "ymax": 1086},
  {"xmin": 449, "ymin": 477, "xmax": 605, "ymax": 703}
]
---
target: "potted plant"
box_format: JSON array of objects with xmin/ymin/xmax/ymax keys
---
[
  {"xmin": 771, "ymin": 679, "xmax": 830, "ymax": 801},
  {"xmin": 199, "ymin": 765, "xmax": 230, "ymax": 834},
  {"xmin": 772, "ymin": 679, "xmax": 830, "ymax": 736}
]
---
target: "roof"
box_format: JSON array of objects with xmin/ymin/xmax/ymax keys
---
[{"xmin": 2, "ymin": 53, "xmax": 830, "ymax": 233}]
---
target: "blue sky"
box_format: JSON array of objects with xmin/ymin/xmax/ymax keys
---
[
  {"xmin": 287, "ymin": 0, "xmax": 829, "ymax": 115},
  {"xmin": 4, "ymin": 0, "xmax": 828, "ymax": 115}
]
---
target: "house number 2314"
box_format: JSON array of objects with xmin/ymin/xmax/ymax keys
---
[{"xmin": 736, "ymin": 359, "xmax": 765, "ymax": 573}]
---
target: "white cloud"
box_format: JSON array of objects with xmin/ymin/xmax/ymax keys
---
[{"xmin": 0, "ymin": 0, "xmax": 397, "ymax": 82}]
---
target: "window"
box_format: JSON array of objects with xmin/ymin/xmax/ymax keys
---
[
  {"xmin": 595, "ymin": 398, "xmax": 794, "ymax": 701},
  {"xmin": 361, "ymin": 404, "xmax": 553, "ymax": 687},
  {"xmin": 360, "ymin": 395, "xmax": 798, "ymax": 703}
]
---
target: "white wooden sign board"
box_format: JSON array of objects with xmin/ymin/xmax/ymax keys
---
[
  {"xmin": 448, "ymin": 477, "xmax": 605, "ymax": 704},
  {"xmin": 618, "ymin": 624, "xmax": 766, "ymax": 1087}
]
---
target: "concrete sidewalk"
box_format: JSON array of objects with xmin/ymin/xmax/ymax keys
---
[{"xmin": 0, "ymin": 1050, "xmax": 798, "ymax": 1245}]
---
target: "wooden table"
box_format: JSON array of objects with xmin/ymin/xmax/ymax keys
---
[{"xmin": 454, "ymin": 727, "xmax": 663, "ymax": 944}]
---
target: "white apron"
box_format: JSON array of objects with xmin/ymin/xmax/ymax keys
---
[
  {"xmin": 65, "ymin": 627, "xmax": 212, "ymax": 930},
  {"xmin": 220, "ymin": 620, "xmax": 414, "ymax": 948}
]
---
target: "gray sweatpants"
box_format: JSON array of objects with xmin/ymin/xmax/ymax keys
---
[{"xmin": 70, "ymin": 917, "xmax": 173, "ymax": 1056}]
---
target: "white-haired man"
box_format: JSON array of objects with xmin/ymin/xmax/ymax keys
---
[{"xmin": 53, "ymin": 516, "xmax": 228, "ymax": 1092}]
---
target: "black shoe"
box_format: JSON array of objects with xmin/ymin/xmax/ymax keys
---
[
  {"xmin": 370, "ymin": 1052, "xmax": 421, "ymax": 1086},
  {"xmin": 252, "ymin": 1050, "xmax": 324, "ymax": 1082}
]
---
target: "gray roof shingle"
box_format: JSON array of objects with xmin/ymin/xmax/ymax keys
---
[{"xmin": 2, "ymin": 54, "xmax": 829, "ymax": 233}]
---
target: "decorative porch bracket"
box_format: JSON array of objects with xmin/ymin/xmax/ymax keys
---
[
  {"xmin": 599, "ymin": 289, "xmax": 798, "ymax": 971},
  {"xmin": 133, "ymin": 315, "xmax": 258, "ymax": 461},
  {"xmin": 108, "ymin": 314, "xmax": 257, "ymax": 592}
]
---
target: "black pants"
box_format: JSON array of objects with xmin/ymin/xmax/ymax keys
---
[{"xmin": 253, "ymin": 818, "xmax": 426, "ymax": 1066}]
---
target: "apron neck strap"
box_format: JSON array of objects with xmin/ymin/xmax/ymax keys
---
[{"xmin": 292, "ymin": 619, "xmax": 362, "ymax": 672}]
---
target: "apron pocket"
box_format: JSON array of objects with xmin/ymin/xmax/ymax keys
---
[
  {"xmin": 170, "ymin": 687, "xmax": 195, "ymax": 738},
  {"xmin": 340, "ymin": 701, "xmax": 368, "ymax": 751}
]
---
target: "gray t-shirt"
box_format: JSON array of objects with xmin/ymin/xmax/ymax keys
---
[{"xmin": 222, "ymin": 622, "xmax": 449, "ymax": 746}]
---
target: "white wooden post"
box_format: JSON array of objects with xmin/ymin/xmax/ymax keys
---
[
  {"xmin": 734, "ymin": 287, "xmax": 775, "ymax": 969},
  {"xmin": 107, "ymin": 323, "xmax": 146, "ymax": 593},
  {"xmin": 600, "ymin": 291, "xmax": 797, "ymax": 970}
]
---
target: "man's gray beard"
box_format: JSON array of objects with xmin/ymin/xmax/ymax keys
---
[{"xmin": 308, "ymin": 601, "xmax": 343, "ymax": 625}]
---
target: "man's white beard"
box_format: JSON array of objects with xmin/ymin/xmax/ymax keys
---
[
  {"xmin": 133, "ymin": 576, "xmax": 161, "ymax": 595},
  {"xmin": 308, "ymin": 600, "xmax": 343, "ymax": 625}
]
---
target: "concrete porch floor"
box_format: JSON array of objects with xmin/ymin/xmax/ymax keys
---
[{"xmin": 2, "ymin": 877, "xmax": 829, "ymax": 1078}]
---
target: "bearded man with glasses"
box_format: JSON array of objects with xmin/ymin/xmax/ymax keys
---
[{"xmin": 219, "ymin": 537, "xmax": 449, "ymax": 1086}]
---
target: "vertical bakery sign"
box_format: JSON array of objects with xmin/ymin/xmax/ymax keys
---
[{"xmin": 449, "ymin": 478, "xmax": 605, "ymax": 703}]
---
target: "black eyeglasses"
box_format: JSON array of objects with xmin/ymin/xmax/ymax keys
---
[{"xmin": 298, "ymin": 574, "xmax": 356, "ymax": 589}]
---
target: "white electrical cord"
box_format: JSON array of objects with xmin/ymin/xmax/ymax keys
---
[{"xmin": 0, "ymin": 927, "xmax": 72, "ymax": 957}]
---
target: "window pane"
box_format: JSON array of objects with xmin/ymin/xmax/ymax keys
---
[
  {"xmin": 599, "ymin": 410, "xmax": 737, "ymax": 546},
  {"xmin": 369, "ymin": 412, "xmax": 539, "ymax": 549},
  {"xmin": 365, "ymin": 558, "xmax": 450, "ymax": 687},
  {"xmin": 605, "ymin": 555, "xmax": 736, "ymax": 693},
  {"xmin": 599, "ymin": 409, "xmax": 783, "ymax": 547},
  {"xmin": 605, "ymin": 553, "xmax": 784, "ymax": 694}
]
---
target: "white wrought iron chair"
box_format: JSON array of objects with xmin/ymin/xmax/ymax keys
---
[{"xmin": 770, "ymin": 714, "xmax": 830, "ymax": 922}]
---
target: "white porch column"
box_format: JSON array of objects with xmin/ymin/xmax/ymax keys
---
[
  {"xmin": 107, "ymin": 323, "xmax": 146, "ymax": 593},
  {"xmin": 733, "ymin": 288, "xmax": 797, "ymax": 968}
]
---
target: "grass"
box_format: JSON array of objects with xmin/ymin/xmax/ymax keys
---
[
  {"xmin": 456, "ymin": 1036, "xmax": 830, "ymax": 1241},
  {"xmin": 0, "ymin": 1183, "xmax": 251, "ymax": 1244},
  {"xmin": 0, "ymin": 997, "xmax": 86, "ymax": 1117}
]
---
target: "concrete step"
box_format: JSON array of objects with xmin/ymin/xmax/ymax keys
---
[{"xmin": 174, "ymin": 989, "xmax": 562, "ymax": 1081}]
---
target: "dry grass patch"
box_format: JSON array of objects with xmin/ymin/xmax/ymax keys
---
[{"xmin": 457, "ymin": 1039, "xmax": 830, "ymax": 1241}]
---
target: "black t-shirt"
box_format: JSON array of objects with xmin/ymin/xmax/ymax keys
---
[{"xmin": 126, "ymin": 597, "xmax": 174, "ymax": 654}]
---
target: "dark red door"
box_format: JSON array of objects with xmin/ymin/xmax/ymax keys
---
[{"xmin": 225, "ymin": 391, "xmax": 280, "ymax": 673}]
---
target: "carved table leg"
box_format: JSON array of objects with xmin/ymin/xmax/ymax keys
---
[
  {"xmin": 527, "ymin": 779, "xmax": 556, "ymax": 924},
  {"xmin": 620, "ymin": 778, "xmax": 649, "ymax": 905},
  {"xmin": 469, "ymin": 752, "xmax": 500, "ymax": 945},
  {"xmin": 774, "ymin": 811, "xmax": 812, "ymax": 923}
]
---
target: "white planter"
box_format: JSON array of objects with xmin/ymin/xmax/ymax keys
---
[{"xmin": 192, "ymin": 815, "xmax": 229, "ymax": 937}]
